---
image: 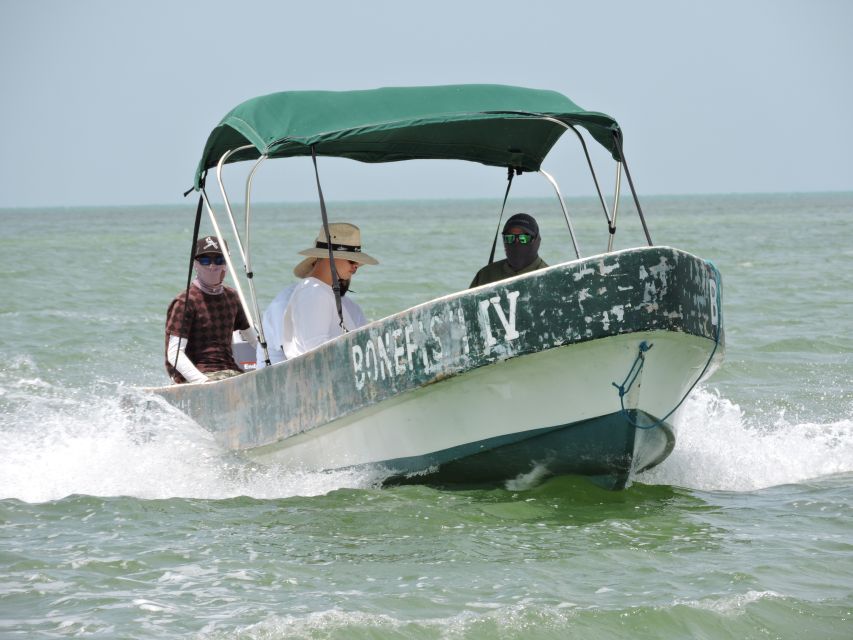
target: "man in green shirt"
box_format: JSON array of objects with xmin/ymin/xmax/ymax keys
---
[{"xmin": 470, "ymin": 213, "xmax": 548, "ymax": 287}]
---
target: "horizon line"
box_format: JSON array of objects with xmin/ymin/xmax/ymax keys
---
[{"xmin": 1, "ymin": 189, "xmax": 852, "ymax": 212}]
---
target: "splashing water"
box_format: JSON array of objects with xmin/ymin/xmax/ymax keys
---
[
  {"xmin": 637, "ymin": 387, "xmax": 853, "ymax": 491},
  {"xmin": 0, "ymin": 380, "xmax": 387, "ymax": 504},
  {"xmin": 2, "ymin": 375, "xmax": 851, "ymax": 504}
]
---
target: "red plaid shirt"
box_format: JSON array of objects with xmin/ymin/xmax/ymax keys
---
[{"xmin": 164, "ymin": 284, "xmax": 249, "ymax": 383}]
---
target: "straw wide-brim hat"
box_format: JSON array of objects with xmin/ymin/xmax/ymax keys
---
[{"xmin": 293, "ymin": 222, "xmax": 379, "ymax": 278}]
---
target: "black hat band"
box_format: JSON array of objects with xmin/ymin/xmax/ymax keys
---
[{"xmin": 316, "ymin": 241, "xmax": 362, "ymax": 253}]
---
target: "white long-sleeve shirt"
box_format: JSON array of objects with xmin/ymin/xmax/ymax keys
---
[
  {"xmin": 282, "ymin": 277, "xmax": 367, "ymax": 359},
  {"xmin": 256, "ymin": 284, "xmax": 297, "ymax": 368}
]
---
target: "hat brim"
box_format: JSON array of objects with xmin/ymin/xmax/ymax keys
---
[
  {"xmin": 503, "ymin": 222, "xmax": 537, "ymax": 235},
  {"xmin": 293, "ymin": 248, "xmax": 378, "ymax": 278}
]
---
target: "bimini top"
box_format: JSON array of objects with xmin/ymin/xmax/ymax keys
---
[{"xmin": 194, "ymin": 84, "xmax": 621, "ymax": 189}]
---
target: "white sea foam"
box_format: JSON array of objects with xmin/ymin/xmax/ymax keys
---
[
  {"xmin": 505, "ymin": 462, "xmax": 551, "ymax": 491},
  {"xmin": 199, "ymin": 604, "xmax": 578, "ymax": 639},
  {"xmin": 0, "ymin": 384, "xmax": 385, "ymax": 504},
  {"xmin": 636, "ymin": 387, "xmax": 853, "ymax": 491},
  {"xmin": 2, "ymin": 378, "xmax": 851, "ymax": 502},
  {"xmin": 673, "ymin": 589, "xmax": 784, "ymax": 614}
]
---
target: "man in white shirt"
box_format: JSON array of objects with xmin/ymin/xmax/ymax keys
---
[
  {"xmin": 255, "ymin": 283, "xmax": 296, "ymax": 368},
  {"xmin": 281, "ymin": 222, "xmax": 377, "ymax": 360}
]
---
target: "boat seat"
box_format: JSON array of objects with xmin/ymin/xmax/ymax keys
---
[{"xmin": 232, "ymin": 333, "xmax": 257, "ymax": 371}]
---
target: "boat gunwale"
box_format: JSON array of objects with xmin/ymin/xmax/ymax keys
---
[{"xmin": 146, "ymin": 244, "xmax": 719, "ymax": 395}]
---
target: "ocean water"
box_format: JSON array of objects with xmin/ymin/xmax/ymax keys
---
[{"xmin": 1, "ymin": 193, "xmax": 852, "ymax": 638}]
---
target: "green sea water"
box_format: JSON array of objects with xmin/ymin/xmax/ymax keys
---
[{"xmin": 1, "ymin": 193, "xmax": 852, "ymax": 638}]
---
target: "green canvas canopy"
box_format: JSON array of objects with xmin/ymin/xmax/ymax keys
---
[{"xmin": 194, "ymin": 84, "xmax": 622, "ymax": 189}]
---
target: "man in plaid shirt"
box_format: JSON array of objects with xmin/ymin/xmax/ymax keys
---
[{"xmin": 164, "ymin": 236, "xmax": 255, "ymax": 384}]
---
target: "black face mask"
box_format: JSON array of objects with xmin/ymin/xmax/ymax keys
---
[
  {"xmin": 505, "ymin": 234, "xmax": 541, "ymax": 271},
  {"xmin": 337, "ymin": 278, "xmax": 350, "ymax": 297}
]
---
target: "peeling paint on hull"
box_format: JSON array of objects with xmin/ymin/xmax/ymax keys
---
[{"xmin": 149, "ymin": 246, "xmax": 724, "ymax": 488}]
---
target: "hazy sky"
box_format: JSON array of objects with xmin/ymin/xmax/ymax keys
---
[{"xmin": 1, "ymin": 0, "xmax": 851, "ymax": 208}]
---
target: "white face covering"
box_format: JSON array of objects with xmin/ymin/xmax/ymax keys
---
[{"xmin": 194, "ymin": 260, "xmax": 227, "ymax": 294}]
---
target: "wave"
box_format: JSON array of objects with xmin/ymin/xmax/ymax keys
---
[
  {"xmin": 753, "ymin": 336, "xmax": 853, "ymax": 354},
  {"xmin": 636, "ymin": 387, "xmax": 853, "ymax": 491},
  {"xmin": 197, "ymin": 590, "xmax": 803, "ymax": 640},
  {"xmin": 0, "ymin": 379, "xmax": 387, "ymax": 504},
  {"xmin": 1, "ymin": 375, "xmax": 851, "ymax": 502}
]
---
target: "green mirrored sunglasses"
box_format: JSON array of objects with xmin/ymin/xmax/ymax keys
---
[{"xmin": 503, "ymin": 233, "xmax": 533, "ymax": 245}]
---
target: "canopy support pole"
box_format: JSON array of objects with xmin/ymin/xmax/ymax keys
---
[
  {"xmin": 538, "ymin": 117, "xmax": 612, "ymax": 232},
  {"xmin": 215, "ymin": 146, "xmax": 253, "ymax": 265},
  {"xmin": 613, "ymin": 131, "xmax": 653, "ymax": 246},
  {"xmin": 214, "ymin": 146, "xmax": 269, "ymax": 360},
  {"xmin": 607, "ymin": 162, "xmax": 623, "ymax": 253},
  {"xmin": 539, "ymin": 169, "xmax": 581, "ymax": 259},
  {"xmin": 200, "ymin": 188, "xmax": 258, "ymax": 338},
  {"xmin": 171, "ymin": 187, "xmax": 206, "ymax": 376},
  {"xmin": 244, "ymin": 154, "xmax": 270, "ymax": 366}
]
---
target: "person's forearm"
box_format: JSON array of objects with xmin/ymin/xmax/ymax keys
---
[{"xmin": 166, "ymin": 335, "xmax": 209, "ymax": 384}]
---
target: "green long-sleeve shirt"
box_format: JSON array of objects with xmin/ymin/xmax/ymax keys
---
[{"xmin": 469, "ymin": 256, "xmax": 548, "ymax": 288}]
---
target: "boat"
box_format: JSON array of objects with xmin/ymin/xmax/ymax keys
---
[{"xmin": 148, "ymin": 85, "xmax": 724, "ymax": 489}]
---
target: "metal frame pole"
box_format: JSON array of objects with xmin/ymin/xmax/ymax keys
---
[
  {"xmin": 213, "ymin": 148, "xmax": 271, "ymax": 362},
  {"xmin": 539, "ymin": 169, "xmax": 581, "ymax": 259},
  {"xmin": 243, "ymin": 155, "xmax": 270, "ymax": 364},
  {"xmin": 538, "ymin": 117, "xmax": 612, "ymax": 230},
  {"xmin": 200, "ymin": 189, "xmax": 258, "ymax": 334},
  {"xmin": 612, "ymin": 131, "xmax": 653, "ymax": 246},
  {"xmin": 607, "ymin": 162, "xmax": 622, "ymax": 253}
]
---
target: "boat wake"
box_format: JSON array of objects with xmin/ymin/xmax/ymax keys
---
[
  {"xmin": 636, "ymin": 387, "xmax": 853, "ymax": 491},
  {"xmin": 0, "ymin": 378, "xmax": 389, "ymax": 504},
  {"xmin": 1, "ymin": 375, "xmax": 851, "ymax": 502}
]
